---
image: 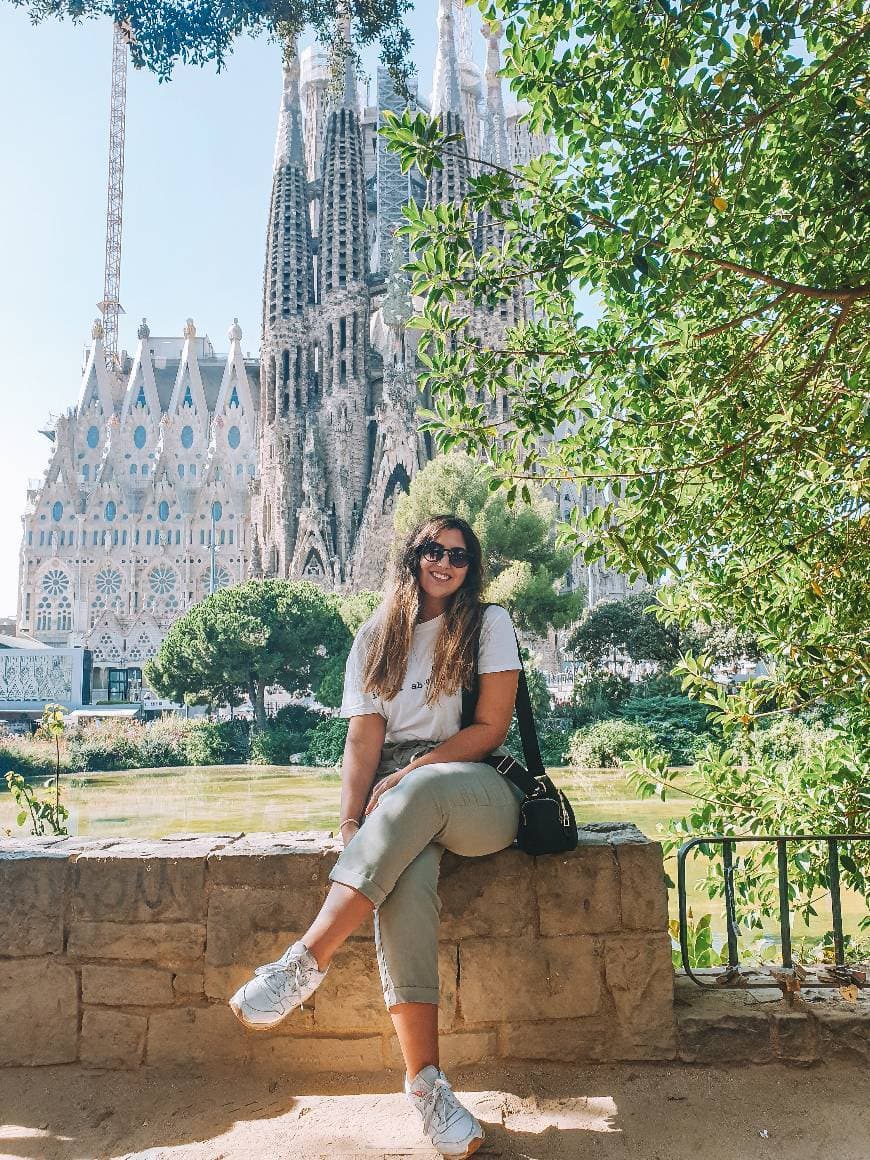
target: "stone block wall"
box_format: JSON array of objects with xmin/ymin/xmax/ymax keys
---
[
  {"xmin": 0, "ymin": 823, "xmax": 675, "ymax": 1071},
  {"xmin": 674, "ymin": 976, "xmax": 870, "ymax": 1065}
]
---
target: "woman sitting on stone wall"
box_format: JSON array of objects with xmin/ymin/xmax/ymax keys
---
[{"xmin": 229, "ymin": 514, "xmax": 523, "ymax": 1159}]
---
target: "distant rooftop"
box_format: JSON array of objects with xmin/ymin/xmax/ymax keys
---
[
  {"xmin": 142, "ymin": 335, "xmax": 216, "ymax": 360},
  {"xmin": 0, "ymin": 633, "xmax": 54, "ymax": 650}
]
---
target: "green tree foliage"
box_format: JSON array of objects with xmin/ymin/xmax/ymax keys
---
[
  {"xmin": 517, "ymin": 660, "xmax": 551, "ymax": 720},
  {"xmin": 395, "ymin": 451, "xmax": 584, "ymax": 634},
  {"xmin": 487, "ymin": 561, "xmax": 583, "ymax": 637},
  {"xmin": 337, "ymin": 590, "xmax": 384, "ymax": 635},
  {"xmin": 311, "ymin": 591, "xmax": 384, "ymax": 707},
  {"xmin": 382, "ymin": 0, "xmax": 869, "ymax": 705},
  {"xmin": 569, "ymin": 594, "xmax": 678, "ymax": 669},
  {"xmin": 569, "ymin": 671, "xmax": 634, "ymax": 726},
  {"xmin": 145, "ymin": 580, "xmax": 351, "ymax": 731},
  {"xmin": 10, "ymin": 0, "xmax": 413, "ymax": 84},
  {"xmin": 568, "ymin": 593, "xmax": 759, "ymax": 670},
  {"xmin": 630, "ymin": 708, "xmax": 869, "ymax": 932}
]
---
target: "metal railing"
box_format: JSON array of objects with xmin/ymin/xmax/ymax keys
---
[{"xmin": 677, "ymin": 833, "xmax": 869, "ymax": 992}]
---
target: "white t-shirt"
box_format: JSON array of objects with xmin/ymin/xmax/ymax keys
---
[{"xmin": 340, "ymin": 604, "xmax": 521, "ymax": 743}]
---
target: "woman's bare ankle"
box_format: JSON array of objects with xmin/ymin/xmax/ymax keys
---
[{"xmin": 301, "ymin": 938, "xmax": 330, "ymax": 972}]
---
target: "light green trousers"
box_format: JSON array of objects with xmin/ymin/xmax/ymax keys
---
[{"xmin": 328, "ymin": 740, "xmax": 522, "ymax": 1007}]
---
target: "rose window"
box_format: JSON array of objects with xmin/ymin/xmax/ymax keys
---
[
  {"xmin": 42, "ymin": 569, "xmax": 70, "ymax": 596},
  {"xmin": 148, "ymin": 566, "xmax": 177, "ymax": 596},
  {"xmin": 96, "ymin": 568, "xmax": 122, "ymax": 597},
  {"xmin": 203, "ymin": 567, "xmax": 232, "ymax": 591}
]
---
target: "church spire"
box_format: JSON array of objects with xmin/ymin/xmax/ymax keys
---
[
  {"xmin": 340, "ymin": 12, "xmax": 358, "ymax": 111},
  {"xmin": 481, "ymin": 21, "xmax": 510, "ymax": 169},
  {"xmin": 431, "ymin": 0, "xmax": 462, "ymax": 117},
  {"xmin": 316, "ymin": 4, "xmax": 371, "ymax": 578},
  {"xmin": 262, "ymin": 45, "xmax": 314, "ymax": 332},
  {"xmin": 318, "ymin": 11, "xmax": 368, "ymax": 296},
  {"xmin": 273, "ymin": 40, "xmax": 305, "ymax": 169},
  {"xmin": 426, "ymin": 0, "xmax": 469, "ymax": 207},
  {"xmin": 454, "ymin": 0, "xmax": 474, "ymax": 64},
  {"xmin": 328, "ymin": 9, "xmax": 358, "ymax": 113}
]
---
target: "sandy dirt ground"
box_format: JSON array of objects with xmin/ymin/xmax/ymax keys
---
[{"xmin": 2, "ymin": 1060, "xmax": 869, "ymax": 1160}]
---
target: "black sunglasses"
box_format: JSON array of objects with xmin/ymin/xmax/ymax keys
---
[{"xmin": 418, "ymin": 541, "xmax": 473, "ymax": 569}]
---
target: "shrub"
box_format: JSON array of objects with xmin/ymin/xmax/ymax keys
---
[
  {"xmin": 250, "ymin": 726, "xmax": 310, "ymax": 765},
  {"xmin": 750, "ymin": 716, "xmax": 833, "ymax": 762},
  {"xmin": 273, "ymin": 703, "xmax": 324, "ymax": 733},
  {"xmin": 183, "ymin": 719, "xmax": 249, "ymax": 765},
  {"xmin": 0, "ymin": 733, "xmax": 63, "ymax": 778},
  {"xmin": 67, "ymin": 721, "xmax": 146, "ymax": 772},
  {"xmin": 306, "ymin": 716, "xmax": 349, "ymax": 767},
  {"xmin": 134, "ymin": 716, "xmax": 188, "ymax": 768},
  {"xmin": 568, "ymin": 672, "xmax": 633, "ymax": 727},
  {"xmin": 67, "ymin": 716, "xmax": 201, "ymax": 771},
  {"xmin": 567, "ymin": 719, "xmax": 658, "ymax": 768},
  {"xmin": 632, "ymin": 672, "xmax": 684, "ymax": 698},
  {"xmin": 620, "ymin": 694, "xmax": 712, "ymax": 732},
  {"xmin": 650, "ymin": 725, "xmax": 705, "ymax": 765},
  {"xmin": 505, "ymin": 716, "xmax": 574, "ymax": 767},
  {"xmin": 620, "ymin": 694, "xmax": 714, "ymax": 763}
]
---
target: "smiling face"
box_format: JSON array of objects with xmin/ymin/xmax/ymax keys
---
[{"xmin": 416, "ymin": 526, "xmax": 471, "ymax": 617}]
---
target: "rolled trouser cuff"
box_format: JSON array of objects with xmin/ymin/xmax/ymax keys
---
[
  {"xmin": 328, "ymin": 865, "xmax": 387, "ymax": 908},
  {"xmin": 384, "ymin": 986, "xmax": 440, "ymax": 1007}
]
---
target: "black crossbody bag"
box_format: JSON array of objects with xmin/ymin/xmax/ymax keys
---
[{"xmin": 461, "ymin": 607, "xmax": 578, "ymax": 856}]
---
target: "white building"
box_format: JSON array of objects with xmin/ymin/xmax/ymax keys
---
[{"xmin": 17, "ymin": 319, "xmax": 258, "ymax": 700}]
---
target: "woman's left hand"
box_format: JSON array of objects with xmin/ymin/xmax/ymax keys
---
[{"xmin": 365, "ymin": 767, "xmax": 410, "ymax": 815}]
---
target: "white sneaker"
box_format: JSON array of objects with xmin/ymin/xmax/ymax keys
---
[
  {"xmin": 228, "ymin": 941, "xmax": 327, "ymax": 1031},
  {"xmin": 405, "ymin": 1065, "xmax": 485, "ymax": 1159}
]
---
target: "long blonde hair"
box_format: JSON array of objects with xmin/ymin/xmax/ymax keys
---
[{"xmin": 361, "ymin": 515, "xmax": 486, "ymax": 703}]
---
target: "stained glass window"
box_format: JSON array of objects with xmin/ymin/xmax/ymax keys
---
[{"xmin": 41, "ymin": 569, "xmax": 69, "ymax": 596}]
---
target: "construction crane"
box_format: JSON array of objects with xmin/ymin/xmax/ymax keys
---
[{"xmin": 97, "ymin": 19, "xmax": 133, "ymax": 369}]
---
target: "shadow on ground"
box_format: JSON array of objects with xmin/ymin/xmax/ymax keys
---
[{"xmin": 1, "ymin": 1060, "xmax": 869, "ymax": 1159}]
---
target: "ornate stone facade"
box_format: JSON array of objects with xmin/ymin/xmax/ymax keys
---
[
  {"xmin": 251, "ymin": 1, "xmax": 556, "ymax": 589},
  {"xmin": 16, "ymin": 3, "xmax": 630, "ymax": 697},
  {"xmin": 16, "ymin": 319, "xmax": 257, "ymax": 697}
]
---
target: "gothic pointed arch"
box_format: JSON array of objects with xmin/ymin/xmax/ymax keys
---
[
  {"xmin": 382, "ymin": 462, "xmax": 410, "ymax": 514},
  {"xmin": 75, "ymin": 321, "xmax": 115, "ymax": 416},
  {"xmin": 168, "ymin": 320, "xmax": 210, "ymax": 421},
  {"xmin": 121, "ymin": 321, "xmax": 162, "ymax": 423},
  {"xmin": 302, "ymin": 547, "xmax": 326, "ymax": 578}
]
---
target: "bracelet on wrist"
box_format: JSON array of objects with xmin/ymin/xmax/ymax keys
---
[{"xmin": 339, "ymin": 818, "xmax": 360, "ymax": 830}]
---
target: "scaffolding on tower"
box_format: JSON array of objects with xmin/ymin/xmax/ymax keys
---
[{"xmin": 97, "ymin": 19, "xmax": 132, "ymax": 369}]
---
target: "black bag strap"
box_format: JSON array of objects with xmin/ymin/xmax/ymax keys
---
[{"xmin": 461, "ymin": 604, "xmax": 546, "ymax": 786}]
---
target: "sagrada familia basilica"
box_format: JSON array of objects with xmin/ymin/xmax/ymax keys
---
[{"xmin": 15, "ymin": 1, "xmax": 630, "ymax": 702}]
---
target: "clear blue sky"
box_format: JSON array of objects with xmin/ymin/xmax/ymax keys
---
[{"xmin": 0, "ymin": 3, "xmax": 459, "ymax": 615}]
